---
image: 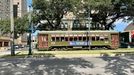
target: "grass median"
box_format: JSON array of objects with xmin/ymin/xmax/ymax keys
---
[
  {"xmin": 18, "ymin": 48, "xmax": 134, "ymax": 57},
  {"xmin": 1, "ymin": 48, "xmax": 134, "ymax": 58}
]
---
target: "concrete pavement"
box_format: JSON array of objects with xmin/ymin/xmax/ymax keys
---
[{"xmin": 0, "ymin": 56, "xmax": 134, "ymax": 75}]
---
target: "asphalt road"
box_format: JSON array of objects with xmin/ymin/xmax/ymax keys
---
[{"xmin": 0, "ymin": 56, "xmax": 134, "ymax": 75}]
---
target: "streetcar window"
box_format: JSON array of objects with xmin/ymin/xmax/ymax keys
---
[
  {"xmin": 56, "ymin": 37, "xmax": 60, "ymax": 41},
  {"xmin": 100, "ymin": 38, "xmax": 104, "ymax": 41},
  {"xmin": 92, "ymin": 37, "xmax": 95, "ymax": 41},
  {"xmin": 100, "ymin": 37, "xmax": 104, "ymax": 41},
  {"xmin": 96, "ymin": 36, "xmax": 100, "ymax": 41},
  {"xmin": 83, "ymin": 37, "xmax": 86, "ymax": 41},
  {"xmin": 65, "ymin": 37, "xmax": 68, "ymax": 41},
  {"xmin": 61, "ymin": 37, "xmax": 64, "ymax": 41},
  {"xmin": 69, "ymin": 37, "xmax": 73, "ymax": 41},
  {"xmin": 78, "ymin": 37, "xmax": 82, "ymax": 41},
  {"xmin": 74, "ymin": 37, "xmax": 77, "ymax": 41},
  {"xmin": 105, "ymin": 37, "xmax": 109, "ymax": 41},
  {"xmin": 51, "ymin": 37, "xmax": 55, "ymax": 41}
]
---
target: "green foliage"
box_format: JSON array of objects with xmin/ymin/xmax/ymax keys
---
[
  {"xmin": 33, "ymin": 0, "xmax": 134, "ymax": 30},
  {"xmin": 33, "ymin": 0, "xmax": 73, "ymax": 30},
  {"xmin": 0, "ymin": 19, "xmax": 10, "ymax": 35},
  {"xmin": 14, "ymin": 15, "xmax": 29, "ymax": 34},
  {"xmin": 0, "ymin": 16, "xmax": 29, "ymax": 37}
]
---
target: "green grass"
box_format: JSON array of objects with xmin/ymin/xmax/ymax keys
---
[
  {"xmin": 34, "ymin": 49, "xmax": 134, "ymax": 57},
  {"xmin": 34, "ymin": 49, "xmax": 134, "ymax": 54},
  {"xmin": 0, "ymin": 52, "xmax": 55, "ymax": 58},
  {"xmin": 1, "ymin": 48, "xmax": 134, "ymax": 58}
]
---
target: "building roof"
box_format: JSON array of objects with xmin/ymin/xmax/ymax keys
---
[{"xmin": 124, "ymin": 23, "xmax": 134, "ymax": 31}]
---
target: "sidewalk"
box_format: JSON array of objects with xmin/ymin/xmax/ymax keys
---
[{"xmin": 0, "ymin": 50, "xmax": 21, "ymax": 56}]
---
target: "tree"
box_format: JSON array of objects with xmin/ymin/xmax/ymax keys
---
[
  {"xmin": 14, "ymin": 15, "xmax": 29, "ymax": 38},
  {"xmin": 33, "ymin": 0, "xmax": 134, "ymax": 30},
  {"xmin": 33, "ymin": 0, "xmax": 73, "ymax": 30},
  {"xmin": 0, "ymin": 15, "xmax": 29, "ymax": 38},
  {"xmin": 0, "ymin": 19, "xmax": 10, "ymax": 35}
]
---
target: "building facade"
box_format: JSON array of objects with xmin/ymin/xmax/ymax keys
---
[
  {"xmin": 61, "ymin": 12, "xmax": 91, "ymax": 31},
  {"xmin": 0, "ymin": 0, "xmax": 27, "ymax": 19},
  {"xmin": 0, "ymin": 36, "xmax": 10, "ymax": 51},
  {"xmin": 13, "ymin": 0, "xmax": 28, "ymax": 45},
  {"xmin": 13, "ymin": 0, "xmax": 27, "ymax": 18},
  {"xmin": 0, "ymin": 0, "xmax": 10, "ymax": 20}
]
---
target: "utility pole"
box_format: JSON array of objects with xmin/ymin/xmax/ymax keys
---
[
  {"xmin": 88, "ymin": 8, "xmax": 91, "ymax": 50},
  {"xmin": 28, "ymin": 5, "xmax": 32, "ymax": 55},
  {"xmin": 10, "ymin": 0, "xmax": 15, "ymax": 56},
  {"xmin": 88, "ymin": 19, "xmax": 91, "ymax": 50}
]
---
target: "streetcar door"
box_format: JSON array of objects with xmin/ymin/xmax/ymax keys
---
[
  {"xmin": 38, "ymin": 34, "xmax": 48, "ymax": 49},
  {"xmin": 43, "ymin": 34, "xmax": 48, "ymax": 48},
  {"xmin": 111, "ymin": 34, "xmax": 119, "ymax": 49}
]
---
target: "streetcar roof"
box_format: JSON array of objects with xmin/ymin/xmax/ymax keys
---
[{"xmin": 38, "ymin": 30, "xmax": 118, "ymax": 34}]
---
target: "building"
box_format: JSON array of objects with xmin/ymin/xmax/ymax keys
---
[
  {"xmin": 0, "ymin": 0, "xmax": 10, "ymax": 20},
  {"xmin": 124, "ymin": 23, "xmax": 134, "ymax": 42},
  {"xmin": 0, "ymin": 0, "xmax": 27, "ymax": 19},
  {"xmin": 13, "ymin": 0, "xmax": 28, "ymax": 46},
  {"xmin": 124, "ymin": 23, "xmax": 134, "ymax": 31},
  {"xmin": 120, "ymin": 23, "xmax": 134, "ymax": 48},
  {"xmin": 13, "ymin": 0, "xmax": 27, "ymax": 18},
  {"xmin": 0, "ymin": 36, "xmax": 10, "ymax": 51},
  {"xmin": 61, "ymin": 12, "xmax": 75, "ymax": 30},
  {"xmin": 0, "ymin": 0, "xmax": 28, "ymax": 50},
  {"xmin": 61, "ymin": 12, "xmax": 91, "ymax": 31}
]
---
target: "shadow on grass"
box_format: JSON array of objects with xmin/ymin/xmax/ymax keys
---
[{"xmin": 0, "ymin": 57, "xmax": 94, "ymax": 75}]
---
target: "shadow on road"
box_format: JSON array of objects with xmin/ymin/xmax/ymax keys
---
[
  {"xmin": 0, "ymin": 58, "xmax": 94, "ymax": 75},
  {"xmin": 100, "ymin": 56, "xmax": 134, "ymax": 75}
]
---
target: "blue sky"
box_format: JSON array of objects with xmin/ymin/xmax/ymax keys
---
[
  {"xmin": 27, "ymin": 0, "xmax": 32, "ymax": 6},
  {"xmin": 114, "ymin": 19, "xmax": 132, "ymax": 32}
]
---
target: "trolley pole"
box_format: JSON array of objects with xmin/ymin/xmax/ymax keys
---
[
  {"xmin": 10, "ymin": 0, "xmax": 15, "ymax": 56},
  {"xmin": 28, "ymin": 6, "xmax": 32, "ymax": 55}
]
